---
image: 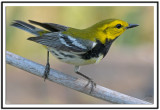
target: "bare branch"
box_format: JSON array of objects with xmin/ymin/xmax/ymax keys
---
[{"xmin": 6, "ymin": 51, "xmax": 151, "ymax": 104}]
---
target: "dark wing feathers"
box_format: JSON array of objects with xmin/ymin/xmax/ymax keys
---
[
  {"xmin": 27, "ymin": 20, "xmax": 95, "ymax": 53},
  {"xmin": 28, "ymin": 32, "xmax": 93, "ymax": 53},
  {"xmin": 29, "ymin": 20, "xmax": 68, "ymax": 32}
]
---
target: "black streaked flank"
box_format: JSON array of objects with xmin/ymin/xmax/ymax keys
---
[
  {"xmin": 57, "ymin": 57, "xmax": 63, "ymax": 59},
  {"xmin": 59, "ymin": 52, "xmax": 75, "ymax": 58},
  {"xmin": 50, "ymin": 50, "xmax": 59, "ymax": 56}
]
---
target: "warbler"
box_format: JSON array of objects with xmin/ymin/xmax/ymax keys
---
[{"xmin": 11, "ymin": 19, "xmax": 139, "ymax": 93}]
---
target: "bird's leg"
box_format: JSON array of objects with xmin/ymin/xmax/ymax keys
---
[
  {"xmin": 44, "ymin": 51, "xmax": 50, "ymax": 81},
  {"xmin": 74, "ymin": 66, "xmax": 96, "ymax": 94}
]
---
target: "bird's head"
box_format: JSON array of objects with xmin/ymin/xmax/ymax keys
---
[{"xmin": 89, "ymin": 19, "xmax": 139, "ymax": 44}]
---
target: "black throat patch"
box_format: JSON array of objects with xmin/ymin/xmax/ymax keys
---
[{"xmin": 81, "ymin": 39, "xmax": 114, "ymax": 60}]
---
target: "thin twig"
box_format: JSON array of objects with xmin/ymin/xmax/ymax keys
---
[{"xmin": 6, "ymin": 51, "xmax": 151, "ymax": 104}]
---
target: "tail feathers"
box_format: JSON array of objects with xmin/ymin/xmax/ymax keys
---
[
  {"xmin": 29, "ymin": 20, "xmax": 68, "ymax": 32},
  {"xmin": 29, "ymin": 20, "xmax": 59, "ymax": 32},
  {"xmin": 11, "ymin": 20, "xmax": 43, "ymax": 36}
]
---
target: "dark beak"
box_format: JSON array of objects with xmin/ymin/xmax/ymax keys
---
[{"xmin": 126, "ymin": 24, "xmax": 139, "ymax": 29}]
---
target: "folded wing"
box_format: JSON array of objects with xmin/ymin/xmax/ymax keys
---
[{"xmin": 28, "ymin": 32, "xmax": 96, "ymax": 53}]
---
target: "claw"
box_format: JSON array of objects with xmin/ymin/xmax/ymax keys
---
[
  {"xmin": 74, "ymin": 66, "xmax": 96, "ymax": 94},
  {"xmin": 85, "ymin": 79, "xmax": 96, "ymax": 94},
  {"xmin": 43, "ymin": 62, "xmax": 50, "ymax": 81},
  {"xmin": 43, "ymin": 51, "xmax": 50, "ymax": 81}
]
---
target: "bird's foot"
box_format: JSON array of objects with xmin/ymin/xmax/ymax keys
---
[
  {"xmin": 85, "ymin": 78, "xmax": 96, "ymax": 94},
  {"xmin": 43, "ymin": 62, "xmax": 50, "ymax": 81}
]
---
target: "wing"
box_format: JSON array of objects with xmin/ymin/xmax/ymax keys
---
[
  {"xmin": 29, "ymin": 20, "xmax": 68, "ymax": 32},
  {"xmin": 28, "ymin": 32, "xmax": 96, "ymax": 53}
]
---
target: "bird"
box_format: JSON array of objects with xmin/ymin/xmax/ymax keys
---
[{"xmin": 11, "ymin": 19, "xmax": 139, "ymax": 93}]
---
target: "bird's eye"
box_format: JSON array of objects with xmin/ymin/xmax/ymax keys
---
[{"xmin": 116, "ymin": 24, "xmax": 122, "ymax": 29}]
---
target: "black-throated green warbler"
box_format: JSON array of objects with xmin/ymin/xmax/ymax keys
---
[{"xmin": 12, "ymin": 19, "xmax": 139, "ymax": 93}]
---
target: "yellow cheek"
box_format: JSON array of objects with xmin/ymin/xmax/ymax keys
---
[
  {"xmin": 106, "ymin": 31, "xmax": 119, "ymax": 40},
  {"xmin": 108, "ymin": 29, "xmax": 126, "ymax": 40},
  {"xmin": 96, "ymin": 31, "xmax": 119, "ymax": 43}
]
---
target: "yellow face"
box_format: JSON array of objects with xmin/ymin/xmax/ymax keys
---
[{"xmin": 96, "ymin": 19, "xmax": 129, "ymax": 42}]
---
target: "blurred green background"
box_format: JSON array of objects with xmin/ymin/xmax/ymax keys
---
[{"xmin": 6, "ymin": 6, "xmax": 154, "ymax": 104}]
